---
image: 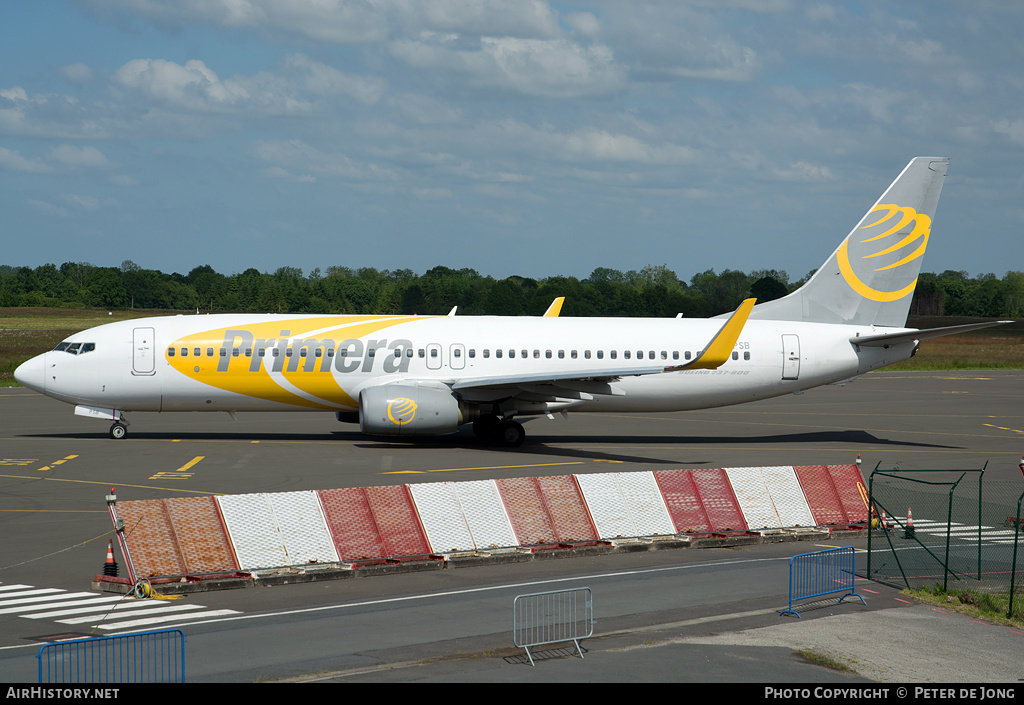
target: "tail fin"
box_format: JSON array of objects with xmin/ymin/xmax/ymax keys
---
[{"xmin": 748, "ymin": 157, "xmax": 949, "ymax": 327}]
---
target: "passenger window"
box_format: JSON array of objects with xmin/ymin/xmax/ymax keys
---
[
  {"xmin": 584, "ymin": 350, "xmax": 591, "ymax": 359},
  {"xmin": 496, "ymin": 349, "xmax": 503, "ymax": 358},
  {"xmin": 220, "ymin": 348, "xmax": 226, "ymax": 357},
  {"xmin": 672, "ymin": 351, "xmax": 679, "ymax": 360},
  {"xmin": 272, "ymin": 348, "xmax": 280, "ymax": 357},
  {"xmin": 418, "ymin": 349, "xmax": 425, "ymax": 358},
  {"xmin": 508, "ymin": 349, "xmax": 515, "ymax": 358},
  {"xmin": 558, "ymin": 350, "xmax": 564, "ymax": 359},
  {"xmin": 232, "ymin": 348, "xmax": 240, "ymax": 357},
  {"xmin": 207, "ymin": 348, "xmax": 214, "ymax": 357},
  {"xmin": 685, "ymin": 351, "xmax": 691, "ymax": 360},
  {"xmin": 468, "ymin": 349, "xmax": 475, "ymax": 358},
  {"xmin": 744, "ymin": 351, "xmax": 751, "ymax": 360},
  {"xmin": 454, "ymin": 348, "xmax": 461, "ymax": 358},
  {"xmin": 571, "ymin": 350, "xmax": 578, "ymax": 359},
  {"xmin": 167, "ymin": 347, "xmax": 175, "ymax": 357},
  {"xmin": 181, "ymin": 348, "xmax": 188, "ymax": 357},
  {"xmin": 545, "ymin": 350, "xmax": 552, "ymax": 359},
  {"xmin": 317, "ymin": 348, "xmax": 324, "ymax": 358},
  {"xmin": 246, "ymin": 348, "xmax": 253, "ymax": 357},
  {"xmin": 430, "ymin": 348, "xmax": 438, "ymax": 358},
  {"xmin": 624, "ymin": 351, "xmax": 631, "ymax": 359},
  {"xmin": 521, "ymin": 350, "xmax": 527, "ymax": 358},
  {"xmin": 533, "ymin": 350, "xmax": 540, "ymax": 358},
  {"xmin": 597, "ymin": 350, "xmax": 603, "ymax": 359},
  {"xmin": 636, "ymin": 351, "xmax": 643, "ymax": 359},
  {"xmin": 731, "ymin": 351, "xmax": 738, "ymax": 360},
  {"xmin": 258, "ymin": 348, "xmax": 266, "ymax": 357},
  {"xmin": 407, "ymin": 348, "xmax": 414, "ymax": 358},
  {"xmin": 483, "ymin": 349, "xmax": 490, "ymax": 358},
  {"xmin": 660, "ymin": 351, "xmax": 666, "ymax": 360},
  {"xmin": 610, "ymin": 351, "xmax": 617, "ymax": 360}
]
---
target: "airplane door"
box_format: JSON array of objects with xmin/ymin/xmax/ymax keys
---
[
  {"xmin": 426, "ymin": 343, "xmax": 442, "ymax": 370},
  {"xmin": 782, "ymin": 334, "xmax": 800, "ymax": 380},
  {"xmin": 450, "ymin": 343, "xmax": 465, "ymax": 370},
  {"xmin": 133, "ymin": 327, "xmax": 156, "ymax": 376}
]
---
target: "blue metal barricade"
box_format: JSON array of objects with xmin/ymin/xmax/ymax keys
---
[
  {"xmin": 780, "ymin": 546, "xmax": 866, "ymax": 618},
  {"xmin": 513, "ymin": 587, "xmax": 592, "ymax": 666},
  {"xmin": 38, "ymin": 629, "xmax": 185, "ymax": 683}
]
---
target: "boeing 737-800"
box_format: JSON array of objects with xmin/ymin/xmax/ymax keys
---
[{"xmin": 14, "ymin": 157, "xmax": 1008, "ymax": 446}]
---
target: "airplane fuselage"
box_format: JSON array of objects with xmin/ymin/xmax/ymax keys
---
[{"xmin": 19, "ymin": 313, "xmax": 915, "ymax": 418}]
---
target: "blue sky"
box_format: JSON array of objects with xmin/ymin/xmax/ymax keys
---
[{"xmin": 2, "ymin": 1, "xmax": 1022, "ymax": 283}]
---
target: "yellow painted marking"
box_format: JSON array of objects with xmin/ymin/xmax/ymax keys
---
[
  {"xmin": 0, "ymin": 473, "xmax": 221, "ymax": 495},
  {"xmin": 1, "ymin": 459, "xmax": 37, "ymax": 466},
  {"xmin": 38, "ymin": 454, "xmax": 78, "ymax": 472},
  {"xmin": 384, "ymin": 461, "xmax": 586, "ymax": 475},
  {"xmin": 150, "ymin": 455, "xmax": 204, "ymax": 480},
  {"xmin": 814, "ymin": 543, "xmax": 866, "ymax": 553},
  {"xmin": 177, "ymin": 456, "xmax": 205, "ymax": 472},
  {"xmin": 983, "ymin": 423, "xmax": 1024, "ymax": 435}
]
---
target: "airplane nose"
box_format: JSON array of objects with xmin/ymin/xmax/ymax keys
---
[{"xmin": 14, "ymin": 353, "xmax": 46, "ymax": 394}]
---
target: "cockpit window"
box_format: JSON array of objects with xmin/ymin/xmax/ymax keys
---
[{"xmin": 53, "ymin": 341, "xmax": 95, "ymax": 355}]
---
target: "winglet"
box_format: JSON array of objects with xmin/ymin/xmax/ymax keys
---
[
  {"xmin": 667, "ymin": 298, "xmax": 756, "ymax": 371},
  {"xmin": 447, "ymin": 306, "xmax": 458, "ymax": 316},
  {"xmin": 544, "ymin": 297, "xmax": 565, "ymax": 317}
]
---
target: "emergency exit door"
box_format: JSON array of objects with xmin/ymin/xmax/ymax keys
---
[{"xmin": 782, "ymin": 334, "xmax": 800, "ymax": 380}]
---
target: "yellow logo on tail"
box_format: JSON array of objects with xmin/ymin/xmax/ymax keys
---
[{"xmin": 838, "ymin": 203, "xmax": 931, "ymax": 302}]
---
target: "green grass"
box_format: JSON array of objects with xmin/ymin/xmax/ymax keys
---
[
  {"xmin": 904, "ymin": 585, "xmax": 1024, "ymax": 629},
  {"xmin": 0, "ymin": 307, "xmax": 175, "ymax": 386}
]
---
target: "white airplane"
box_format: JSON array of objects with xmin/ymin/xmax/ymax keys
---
[{"xmin": 15, "ymin": 157, "xmax": 1009, "ymax": 446}]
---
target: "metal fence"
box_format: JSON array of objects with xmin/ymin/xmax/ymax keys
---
[
  {"xmin": 38, "ymin": 629, "xmax": 185, "ymax": 683},
  {"xmin": 513, "ymin": 587, "xmax": 593, "ymax": 666},
  {"xmin": 780, "ymin": 546, "xmax": 865, "ymax": 618}
]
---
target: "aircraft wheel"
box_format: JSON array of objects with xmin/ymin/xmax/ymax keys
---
[
  {"xmin": 109, "ymin": 422, "xmax": 128, "ymax": 440},
  {"xmin": 498, "ymin": 420, "xmax": 525, "ymax": 447}
]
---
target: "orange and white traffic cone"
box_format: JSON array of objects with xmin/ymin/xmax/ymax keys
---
[
  {"xmin": 102, "ymin": 539, "xmax": 119, "ymax": 577},
  {"xmin": 904, "ymin": 508, "xmax": 915, "ymax": 539}
]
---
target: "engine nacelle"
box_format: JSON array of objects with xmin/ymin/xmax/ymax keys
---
[{"xmin": 359, "ymin": 384, "xmax": 467, "ymax": 436}]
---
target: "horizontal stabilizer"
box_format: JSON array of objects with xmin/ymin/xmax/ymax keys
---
[{"xmin": 851, "ymin": 321, "xmax": 1013, "ymax": 348}]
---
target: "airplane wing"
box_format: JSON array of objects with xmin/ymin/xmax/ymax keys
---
[
  {"xmin": 450, "ymin": 298, "xmax": 756, "ymax": 393},
  {"xmin": 851, "ymin": 320, "xmax": 1013, "ymax": 348}
]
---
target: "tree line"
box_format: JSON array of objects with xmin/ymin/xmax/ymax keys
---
[{"xmin": 2, "ymin": 261, "xmax": 1022, "ymax": 319}]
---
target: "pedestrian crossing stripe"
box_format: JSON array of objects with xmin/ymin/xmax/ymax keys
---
[
  {"xmin": 887, "ymin": 517, "xmax": 1021, "ymax": 544},
  {"xmin": 0, "ymin": 583, "xmax": 239, "ymax": 630}
]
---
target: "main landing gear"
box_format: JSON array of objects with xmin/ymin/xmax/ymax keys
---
[{"xmin": 472, "ymin": 415, "xmax": 525, "ymax": 447}]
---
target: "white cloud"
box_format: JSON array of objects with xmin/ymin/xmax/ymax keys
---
[
  {"xmin": 114, "ymin": 58, "xmax": 313, "ymax": 115},
  {"xmin": 0, "ymin": 147, "xmax": 51, "ymax": 173},
  {"xmin": 49, "ymin": 145, "xmax": 109, "ymax": 168},
  {"xmin": 58, "ymin": 63, "xmax": 96, "ymax": 84},
  {"xmin": 391, "ymin": 35, "xmax": 627, "ymax": 97},
  {"xmin": 285, "ymin": 54, "xmax": 387, "ymax": 105}
]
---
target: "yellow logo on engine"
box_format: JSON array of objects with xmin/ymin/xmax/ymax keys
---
[
  {"xmin": 387, "ymin": 397, "xmax": 417, "ymax": 425},
  {"xmin": 838, "ymin": 203, "xmax": 930, "ymax": 302}
]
